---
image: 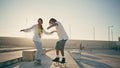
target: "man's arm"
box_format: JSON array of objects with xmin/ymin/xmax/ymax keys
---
[
  {"xmin": 43, "ymin": 28, "xmax": 57, "ymax": 35},
  {"xmin": 47, "ymin": 23, "xmax": 58, "ymax": 30},
  {"xmin": 43, "ymin": 29, "xmax": 52, "ymax": 35},
  {"xmin": 51, "ymin": 30, "xmax": 57, "ymax": 33}
]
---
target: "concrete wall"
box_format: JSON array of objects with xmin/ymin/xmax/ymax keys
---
[
  {"xmin": 0, "ymin": 37, "xmax": 119, "ymax": 49},
  {"xmin": 0, "ymin": 37, "xmax": 34, "ymax": 47},
  {"xmin": 65, "ymin": 40, "xmax": 117, "ymax": 49},
  {"xmin": 119, "ymin": 37, "xmax": 120, "ymax": 42}
]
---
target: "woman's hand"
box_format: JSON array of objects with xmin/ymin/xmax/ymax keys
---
[{"xmin": 20, "ymin": 29, "xmax": 24, "ymax": 32}]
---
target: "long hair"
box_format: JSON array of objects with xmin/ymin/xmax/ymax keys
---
[{"xmin": 38, "ymin": 18, "xmax": 43, "ymax": 30}]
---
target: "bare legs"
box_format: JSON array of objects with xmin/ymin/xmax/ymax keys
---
[{"xmin": 56, "ymin": 49, "xmax": 64, "ymax": 56}]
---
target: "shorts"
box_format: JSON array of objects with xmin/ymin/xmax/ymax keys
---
[{"xmin": 55, "ymin": 40, "xmax": 67, "ymax": 50}]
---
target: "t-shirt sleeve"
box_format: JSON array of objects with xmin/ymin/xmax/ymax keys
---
[{"xmin": 23, "ymin": 25, "xmax": 35, "ymax": 32}]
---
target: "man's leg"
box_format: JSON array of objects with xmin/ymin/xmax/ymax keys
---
[
  {"xmin": 52, "ymin": 50, "xmax": 60, "ymax": 61},
  {"xmin": 52, "ymin": 41, "xmax": 60, "ymax": 62},
  {"xmin": 60, "ymin": 40, "xmax": 67, "ymax": 63},
  {"xmin": 60, "ymin": 49, "xmax": 66, "ymax": 63},
  {"xmin": 60, "ymin": 40, "xmax": 67, "ymax": 57},
  {"xmin": 56, "ymin": 41, "xmax": 60, "ymax": 57},
  {"xmin": 61, "ymin": 50, "xmax": 64, "ymax": 57},
  {"xmin": 56, "ymin": 50, "xmax": 59, "ymax": 57}
]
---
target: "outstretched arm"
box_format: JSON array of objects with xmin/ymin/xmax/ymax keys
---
[
  {"xmin": 20, "ymin": 25, "xmax": 35, "ymax": 32},
  {"xmin": 43, "ymin": 29, "xmax": 52, "ymax": 35},
  {"xmin": 47, "ymin": 23, "xmax": 58, "ymax": 30},
  {"xmin": 43, "ymin": 29, "xmax": 57, "ymax": 35}
]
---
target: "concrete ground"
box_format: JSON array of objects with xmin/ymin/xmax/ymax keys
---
[
  {"xmin": 5, "ymin": 50, "xmax": 79, "ymax": 68},
  {"xmin": 0, "ymin": 51, "xmax": 22, "ymax": 63},
  {"xmin": 1, "ymin": 49, "xmax": 120, "ymax": 68},
  {"xmin": 70, "ymin": 50, "xmax": 120, "ymax": 68}
]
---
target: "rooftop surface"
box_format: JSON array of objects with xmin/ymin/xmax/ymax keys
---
[
  {"xmin": 0, "ymin": 48, "xmax": 120, "ymax": 68},
  {"xmin": 5, "ymin": 50, "xmax": 79, "ymax": 68}
]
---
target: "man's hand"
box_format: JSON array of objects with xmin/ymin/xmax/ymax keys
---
[
  {"xmin": 20, "ymin": 29, "xmax": 24, "ymax": 32},
  {"xmin": 50, "ymin": 30, "xmax": 57, "ymax": 33},
  {"xmin": 47, "ymin": 26, "xmax": 51, "ymax": 30},
  {"xmin": 47, "ymin": 23, "xmax": 58, "ymax": 30}
]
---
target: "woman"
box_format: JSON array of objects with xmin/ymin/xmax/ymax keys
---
[{"xmin": 20, "ymin": 18, "xmax": 52, "ymax": 65}]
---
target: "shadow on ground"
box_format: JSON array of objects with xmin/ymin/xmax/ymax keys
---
[
  {"xmin": 71, "ymin": 52, "xmax": 114, "ymax": 68},
  {"xmin": 77, "ymin": 58, "xmax": 113, "ymax": 68},
  {"xmin": 6, "ymin": 55, "xmax": 52, "ymax": 68}
]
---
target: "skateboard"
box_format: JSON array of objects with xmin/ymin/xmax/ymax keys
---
[
  {"xmin": 60, "ymin": 61, "xmax": 67, "ymax": 67},
  {"xmin": 53, "ymin": 60, "xmax": 67, "ymax": 67},
  {"xmin": 52, "ymin": 60, "xmax": 60, "ymax": 67}
]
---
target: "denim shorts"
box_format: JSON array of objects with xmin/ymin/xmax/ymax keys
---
[{"xmin": 55, "ymin": 40, "xmax": 67, "ymax": 50}]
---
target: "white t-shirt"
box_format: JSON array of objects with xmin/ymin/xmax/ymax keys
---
[
  {"xmin": 24, "ymin": 24, "xmax": 51, "ymax": 41},
  {"xmin": 55, "ymin": 22, "xmax": 68, "ymax": 40}
]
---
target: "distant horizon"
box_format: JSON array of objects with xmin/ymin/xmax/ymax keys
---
[{"xmin": 0, "ymin": 36, "xmax": 119, "ymax": 41}]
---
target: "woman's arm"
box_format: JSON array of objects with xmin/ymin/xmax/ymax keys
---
[
  {"xmin": 20, "ymin": 25, "xmax": 35, "ymax": 32},
  {"xmin": 43, "ymin": 29, "xmax": 53, "ymax": 35}
]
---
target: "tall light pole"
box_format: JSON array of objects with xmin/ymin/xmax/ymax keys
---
[
  {"xmin": 93, "ymin": 26, "xmax": 95, "ymax": 40},
  {"xmin": 111, "ymin": 29, "xmax": 113, "ymax": 41},
  {"xmin": 108, "ymin": 25, "xmax": 113, "ymax": 48},
  {"xmin": 69, "ymin": 24, "xmax": 71, "ymax": 39},
  {"xmin": 69, "ymin": 24, "xmax": 71, "ymax": 47},
  {"xmin": 25, "ymin": 17, "xmax": 28, "ymax": 37},
  {"xmin": 108, "ymin": 25, "xmax": 113, "ymax": 41},
  {"xmin": 26, "ymin": 17, "xmax": 28, "ymax": 27}
]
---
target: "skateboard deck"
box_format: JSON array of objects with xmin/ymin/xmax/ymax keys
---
[{"xmin": 52, "ymin": 60, "xmax": 67, "ymax": 67}]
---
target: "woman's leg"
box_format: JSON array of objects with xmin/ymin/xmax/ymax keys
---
[{"xmin": 33, "ymin": 40, "xmax": 42, "ymax": 60}]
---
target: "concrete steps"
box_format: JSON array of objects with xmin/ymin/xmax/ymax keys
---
[
  {"xmin": 0, "ymin": 47, "xmax": 34, "ymax": 53},
  {"xmin": 0, "ymin": 48, "xmax": 46, "ymax": 68},
  {"xmin": 0, "ymin": 51, "xmax": 22, "ymax": 68}
]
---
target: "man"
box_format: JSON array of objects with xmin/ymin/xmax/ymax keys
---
[{"xmin": 47, "ymin": 18, "xmax": 68, "ymax": 63}]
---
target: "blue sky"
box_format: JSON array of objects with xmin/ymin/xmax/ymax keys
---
[{"xmin": 0, "ymin": 0, "xmax": 120, "ymax": 41}]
